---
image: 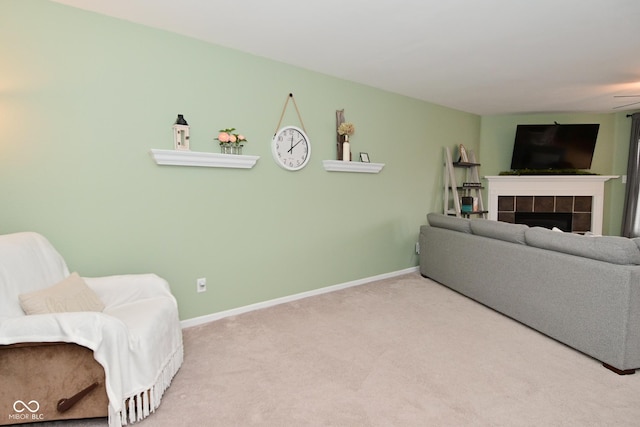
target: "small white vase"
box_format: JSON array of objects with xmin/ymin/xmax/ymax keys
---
[{"xmin": 343, "ymin": 138, "xmax": 350, "ymax": 162}]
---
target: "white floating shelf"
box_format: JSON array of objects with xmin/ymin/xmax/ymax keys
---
[
  {"xmin": 150, "ymin": 149, "xmax": 259, "ymax": 169},
  {"xmin": 322, "ymin": 160, "xmax": 385, "ymax": 174}
]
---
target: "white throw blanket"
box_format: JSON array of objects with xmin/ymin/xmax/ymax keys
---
[{"xmin": 0, "ymin": 232, "xmax": 183, "ymax": 427}]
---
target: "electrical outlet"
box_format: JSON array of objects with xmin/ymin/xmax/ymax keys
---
[
  {"xmin": 196, "ymin": 277, "xmax": 207, "ymax": 293},
  {"xmin": 415, "ymin": 242, "xmax": 420, "ymax": 255}
]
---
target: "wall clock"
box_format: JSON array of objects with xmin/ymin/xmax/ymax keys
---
[
  {"xmin": 271, "ymin": 93, "xmax": 311, "ymax": 171},
  {"xmin": 272, "ymin": 125, "xmax": 311, "ymax": 171}
]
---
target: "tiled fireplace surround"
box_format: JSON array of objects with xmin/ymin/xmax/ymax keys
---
[
  {"xmin": 485, "ymin": 175, "xmax": 619, "ymax": 235},
  {"xmin": 497, "ymin": 195, "xmax": 592, "ymax": 233}
]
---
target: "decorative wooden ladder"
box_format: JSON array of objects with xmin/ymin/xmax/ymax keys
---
[{"xmin": 443, "ymin": 147, "xmax": 487, "ymax": 218}]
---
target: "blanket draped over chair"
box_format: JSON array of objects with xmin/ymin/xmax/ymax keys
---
[{"xmin": 0, "ymin": 232, "xmax": 183, "ymax": 427}]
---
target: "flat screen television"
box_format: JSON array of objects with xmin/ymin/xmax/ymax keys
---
[{"xmin": 509, "ymin": 124, "xmax": 599, "ymax": 171}]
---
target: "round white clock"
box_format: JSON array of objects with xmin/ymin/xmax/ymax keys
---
[{"xmin": 272, "ymin": 125, "xmax": 311, "ymax": 171}]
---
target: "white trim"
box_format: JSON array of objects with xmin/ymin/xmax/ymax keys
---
[
  {"xmin": 180, "ymin": 266, "xmax": 419, "ymax": 329},
  {"xmin": 150, "ymin": 149, "xmax": 259, "ymax": 169},
  {"xmin": 322, "ymin": 160, "xmax": 384, "ymax": 173}
]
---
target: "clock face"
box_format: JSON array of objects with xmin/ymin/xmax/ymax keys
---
[{"xmin": 272, "ymin": 126, "xmax": 311, "ymax": 171}]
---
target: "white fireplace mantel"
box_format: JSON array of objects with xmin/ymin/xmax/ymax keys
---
[{"xmin": 484, "ymin": 175, "xmax": 619, "ymax": 235}]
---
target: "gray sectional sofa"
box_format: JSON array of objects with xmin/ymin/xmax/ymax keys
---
[{"xmin": 419, "ymin": 213, "xmax": 640, "ymax": 374}]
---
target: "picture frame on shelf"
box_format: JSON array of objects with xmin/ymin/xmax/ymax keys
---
[{"xmin": 359, "ymin": 152, "xmax": 370, "ymax": 163}]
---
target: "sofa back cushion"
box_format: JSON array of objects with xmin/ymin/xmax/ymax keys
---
[
  {"xmin": 525, "ymin": 227, "xmax": 640, "ymax": 265},
  {"xmin": 427, "ymin": 213, "xmax": 471, "ymax": 233},
  {"xmin": 470, "ymin": 219, "xmax": 528, "ymax": 244}
]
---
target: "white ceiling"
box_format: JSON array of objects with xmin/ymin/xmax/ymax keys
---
[{"xmin": 52, "ymin": 0, "xmax": 640, "ymax": 115}]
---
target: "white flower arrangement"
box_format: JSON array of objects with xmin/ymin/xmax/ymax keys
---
[{"xmin": 337, "ymin": 122, "xmax": 355, "ymax": 136}]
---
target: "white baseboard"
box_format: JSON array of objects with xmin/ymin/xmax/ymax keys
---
[{"xmin": 180, "ymin": 266, "xmax": 419, "ymax": 329}]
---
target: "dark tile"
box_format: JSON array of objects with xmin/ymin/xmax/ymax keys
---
[
  {"xmin": 516, "ymin": 196, "xmax": 533, "ymax": 212},
  {"xmin": 572, "ymin": 213, "xmax": 592, "ymax": 232},
  {"xmin": 574, "ymin": 196, "xmax": 593, "ymax": 212},
  {"xmin": 498, "ymin": 212, "xmax": 515, "ymax": 224},
  {"xmin": 534, "ymin": 196, "xmax": 554, "ymax": 212},
  {"xmin": 556, "ymin": 196, "xmax": 574, "ymax": 212},
  {"xmin": 498, "ymin": 196, "xmax": 515, "ymax": 211}
]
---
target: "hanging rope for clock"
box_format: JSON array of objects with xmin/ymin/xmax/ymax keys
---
[{"xmin": 274, "ymin": 93, "xmax": 308, "ymax": 137}]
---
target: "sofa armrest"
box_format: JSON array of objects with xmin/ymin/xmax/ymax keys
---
[{"xmin": 83, "ymin": 274, "xmax": 175, "ymax": 309}]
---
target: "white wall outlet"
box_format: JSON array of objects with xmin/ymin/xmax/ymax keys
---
[
  {"xmin": 415, "ymin": 242, "xmax": 420, "ymax": 255},
  {"xmin": 196, "ymin": 277, "xmax": 207, "ymax": 293}
]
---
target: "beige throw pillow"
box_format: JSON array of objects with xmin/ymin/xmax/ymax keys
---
[{"xmin": 19, "ymin": 272, "xmax": 105, "ymax": 315}]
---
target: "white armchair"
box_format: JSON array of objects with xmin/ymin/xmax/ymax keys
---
[{"xmin": 0, "ymin": 232, "xmax": 183, "ymax": 427}]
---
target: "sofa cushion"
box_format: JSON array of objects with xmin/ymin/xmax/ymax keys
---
[
  {"xmin": 470, "ymin": 219, "xmax": 528, "ymax": 244},
  {"xmin": 427, "ymin": 213, "xmax": 471, "ymax": 233},
  {"xmin": 525, "ymin": 227, "xmax": 640, "ymax": 265},
  {"xmin": 19, "ymin": 272, "xmax": 105, "ymax": 315}
]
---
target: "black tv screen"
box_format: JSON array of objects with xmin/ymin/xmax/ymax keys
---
[{"xmin": 510, "ymin": 124, "xmax": 599, "ymax": 170}]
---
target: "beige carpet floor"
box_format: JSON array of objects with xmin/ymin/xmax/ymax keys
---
[{"xmin": 20, "ymin": 272, "xmax": 640, "ymax": 426}]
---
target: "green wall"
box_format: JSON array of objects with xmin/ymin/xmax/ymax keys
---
[
  {"xmin": 4, "ymin": 1, "xmax": 634, "ymax": 321},
  {"xmin": 479, "ymin": 112, "xmax": 636, "ymax": 235},
  {"xmin": 0, "ymin": 1, "xmax": 480, "ymax": 320}
]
